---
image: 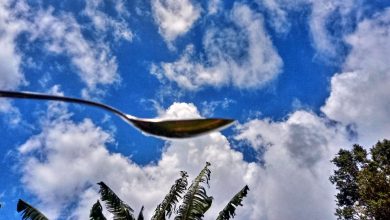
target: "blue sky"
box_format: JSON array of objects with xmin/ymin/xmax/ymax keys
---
[{"xmin": 1, "ymin": 0, "xmax": 390, "ymax": 219}]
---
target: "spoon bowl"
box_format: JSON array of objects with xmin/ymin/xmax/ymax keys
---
[{"xmin": 0, "ymin": 90, "xmax": 234, "ymax": 138}]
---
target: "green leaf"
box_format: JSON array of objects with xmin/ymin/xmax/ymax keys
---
[
  {"xmin": 90, "ymin": 200, "xmax": 107, "ymax": 220},
  {"xmin": 152, "ymin": 171, "xmax": 188, "ymax": 220},
  {"xmin": 175, "ymin": 162, "xmax": 213, "ymax": 220},
  {"xmin": 16, "ymin": 199, "xmax": 49, "ymax": 220},
  {"xmin": 97, "ymin": 181, "xmax": 135, "ymax": 220},
  {"xmin": 216, "ymin": 185, "xmax": 250, "ymax": 220}
]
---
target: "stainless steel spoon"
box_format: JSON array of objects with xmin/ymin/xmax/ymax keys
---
[{"xmin": 0, "ymin": 90, "xmax": 234, "ymax": 138}]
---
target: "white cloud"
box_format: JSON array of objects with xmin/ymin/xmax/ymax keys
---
[
  {"xmin": 255, "ymin": 0, "xmax": 290, "ymax": 33},
  {"xmin": 208, "ymin": 0, "xmax": 221, "ymax": 15},
  {"xmin": 151, "ymin": 0, "xmax": 201, "ymax": 43},
  {"xmin": 1, "ymin": 1, "xmax": 123, "ymax": 98},
  {"xmin": 159, "ymin": 102, "xmax": 201, "ymax": 119},
  {"xmin": 232, "ymin": 8, "xmax": 390, "ymax": 219},
  {"xmin": 152, "ymin": 3, "xmax": 283, "ymax": 90},
  {"xmin": 256, "ymin": 0, "xmax": 361, "ymax": 59},
  {"xmin": 0, "ymin": 0, "xmax": 27, "ymax": 122},
  {"xmin": 13, "ymin": 3, "xmax": 390, "ymax": 220},
  {"xmin": 17, "ymin": 101, "xmax": 356, "ymax": 220},
  {"xmin": 26, "ymin": 8, "xmax": 119, "ymax": 97},
  {"xmin": 17, "ymin": 101, "xmax": 261, "ymax": 219},
  {"xmin": 0, "ymin": 0, "xmax": 25, "ymax": 90},
  {"xmin": 308, "ymin": 0, "xmax": 359, "ymax": 59},
  {"xmin": 235, "ymin": 110, "xmax": 350, "ymax": 219},
  {"xmin": 322, "ymin": 8, "xmax": 390, "ymax": 146},
  {"xmin": 83, "ymin": 0, "xmax": 133, "ymax": 42},
  {"xmin": 201, "ymin": 98, "xmax": 235, "ymax": 117}
]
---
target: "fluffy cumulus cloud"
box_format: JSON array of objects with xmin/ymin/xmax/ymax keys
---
[
  {"xmin": 152, "ymin": 3, "xmax": 283, "ymax": 90},
  {"xmin": 235, "ymin": 111, "xmax": 350, "ymax": 219},
  {"xmin": 151, "ymin": 0, "xmax": 201, "ymax": 42},
  {"xmin": 322, "ymin": 8, "xmax": 390, "ymax": 146},
  {"xmin": 17, "ymin": 101, "xmax": 355, "ymax": 220},
  {"xmin": 232, "ymin": 7, "xmax": 390, "ymax": 219},
  {"xmin": 17, "ymin": 101, "xmax": 260, "ymax": 219}
]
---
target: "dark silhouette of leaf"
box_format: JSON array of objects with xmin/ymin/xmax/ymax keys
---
[
  {"xmin": 137, "ymin": 206, "xmax": 144, "ymax": 220},
  {"xmin": 152, "ymin": 171, "xmax": 188, "ymax": 220},
  {"xmin": 98, "ymin": 181, "xmax": 135, "ymax": 220},
  {"xmin": 175, "ymin": 162, "xmax": 213, "ymax": 220},
  {"xmin": 90, "ymin": 200, "xmax": 107, "ymax": 220},
  {"xmin": 16, "ymin": 199, "xmax": 48, "ymax": 220},
  {"xmin": 216, "ymin": 185, "xmax": 250, "ymax": 220}
]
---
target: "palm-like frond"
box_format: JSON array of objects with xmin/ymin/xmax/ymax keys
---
[
  {"xmin": 216, "ymin": 185, "xmax": 249, "ymax": 220},
  {"xmin": 90, "ymin": 200, "xmax": 107, "ymax": 220},
  {"xmin": 97, "ymin": 181, "xmax": 135, "ymax": 220},
  {"xmin": 152, "ymin": 171, "xmax": 189, "ymax": 220},
  {"xmin": 16, "ymin": 199, "xmax": 49, "ymax": 220},
  {"xmin": 137, "ymin": 206, "xmax": 144, "ymax": 220},
  {"xmin": 175, "ymin": 162, "xmax": 213, "ymax": 220}
]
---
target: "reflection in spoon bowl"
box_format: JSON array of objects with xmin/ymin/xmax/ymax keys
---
[{"xmin": 128, "ymin": 117, "xmax": 235, "ymax": 138}]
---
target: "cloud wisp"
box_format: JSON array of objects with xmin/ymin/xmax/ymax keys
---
[
  {"xmin": 27, "ymin": 8, "xmax": 120, "ymax": 97},
  {"xmin": 152, "ymin": 3, "xmax": 283, "ymax": 91},
  {"xmin": 0, "ymin": 0, "xmax": 27, "ymax": 123},
  {"xmin": 0, "ymin": 1, "xmax": 130, "ymax": 99},
  {"xmin": 256, "ymin": 0, "xmax": 362, "ymax": 60}
]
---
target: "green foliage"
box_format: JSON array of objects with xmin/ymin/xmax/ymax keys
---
[
  {"xmin": 217, "ymin": 185, "xmax": 250, "ymax": 220},
  {"xmin": 16, "ymin": 163, "xmax": 249, "ymax": 220},
  {"xmin": 90, "ymin": 200, "xmax": 107, "ymax": 220},
  {"xmin": 16, "ymin": 199, "xmax": 48, "ymax": 220},
  {"xmin": 152, "ymin": 171, "xmax": 189, "ymax": 220},
  {"xmin": 98, "ymin": 181, "xmax": 135, "ymax": 220},
  {"xmin": 175, "ymin": 162, "xmax": 213, "ymax": 220},
  {"xmin": 330, "ymin": 139, "xmax": 390, "ymax": 219}
]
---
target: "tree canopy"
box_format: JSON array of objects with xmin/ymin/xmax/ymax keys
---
[{"xmin": 330, "ymin": 139, "xmax": 390, "ymax": 219}]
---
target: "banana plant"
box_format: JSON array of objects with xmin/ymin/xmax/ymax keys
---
[
  {"xmin": 17, "ymin": 163, "xmax": 249, "ymax": 220},
  {"xmin": 90, "ymin": 200, "xmax": 107, "ymax": 220},
  {"xmin": 216, "ymin": 185, "xmax": 250, "ymax": 220},
  {"xmin": 97, "ymin": 182, "xmax": 136, "ymax": 220},
  {"xmin": 175, "ymin": 162, "xmax": 213, "ymax": 220},
  {"xmin": 151, "ymin": 171, "xmax": 189, "ymax": 220},
  {"xmin": 16, "ymin": 199, "xmax": 48, "ymax": 220}
]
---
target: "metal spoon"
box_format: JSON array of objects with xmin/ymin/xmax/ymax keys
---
[{"xmin": 0, "ymin": 90, "xmax": 234, "ymax": 138}]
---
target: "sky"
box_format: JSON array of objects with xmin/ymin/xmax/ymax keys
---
[{"xmin": 0, "ymin": 0, "xmax": 390, "ymax": 219}]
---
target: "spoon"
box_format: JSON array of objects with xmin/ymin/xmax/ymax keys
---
[{"xmin": 0, "ymin": 90, "xmax": 234, "ymax": 138}]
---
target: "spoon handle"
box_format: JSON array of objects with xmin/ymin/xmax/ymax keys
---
[{"xmin": 0, "ymin": 90, "xmax": 129, "ymax": 120}]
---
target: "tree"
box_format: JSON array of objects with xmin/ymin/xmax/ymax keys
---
[
  {"xmin": 17, "ymin": 162, "xmax": 249, "ymax": 220},
  {"xmin": 330, "ymin": 139, "xmax": 390, "ymax": 219}
]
